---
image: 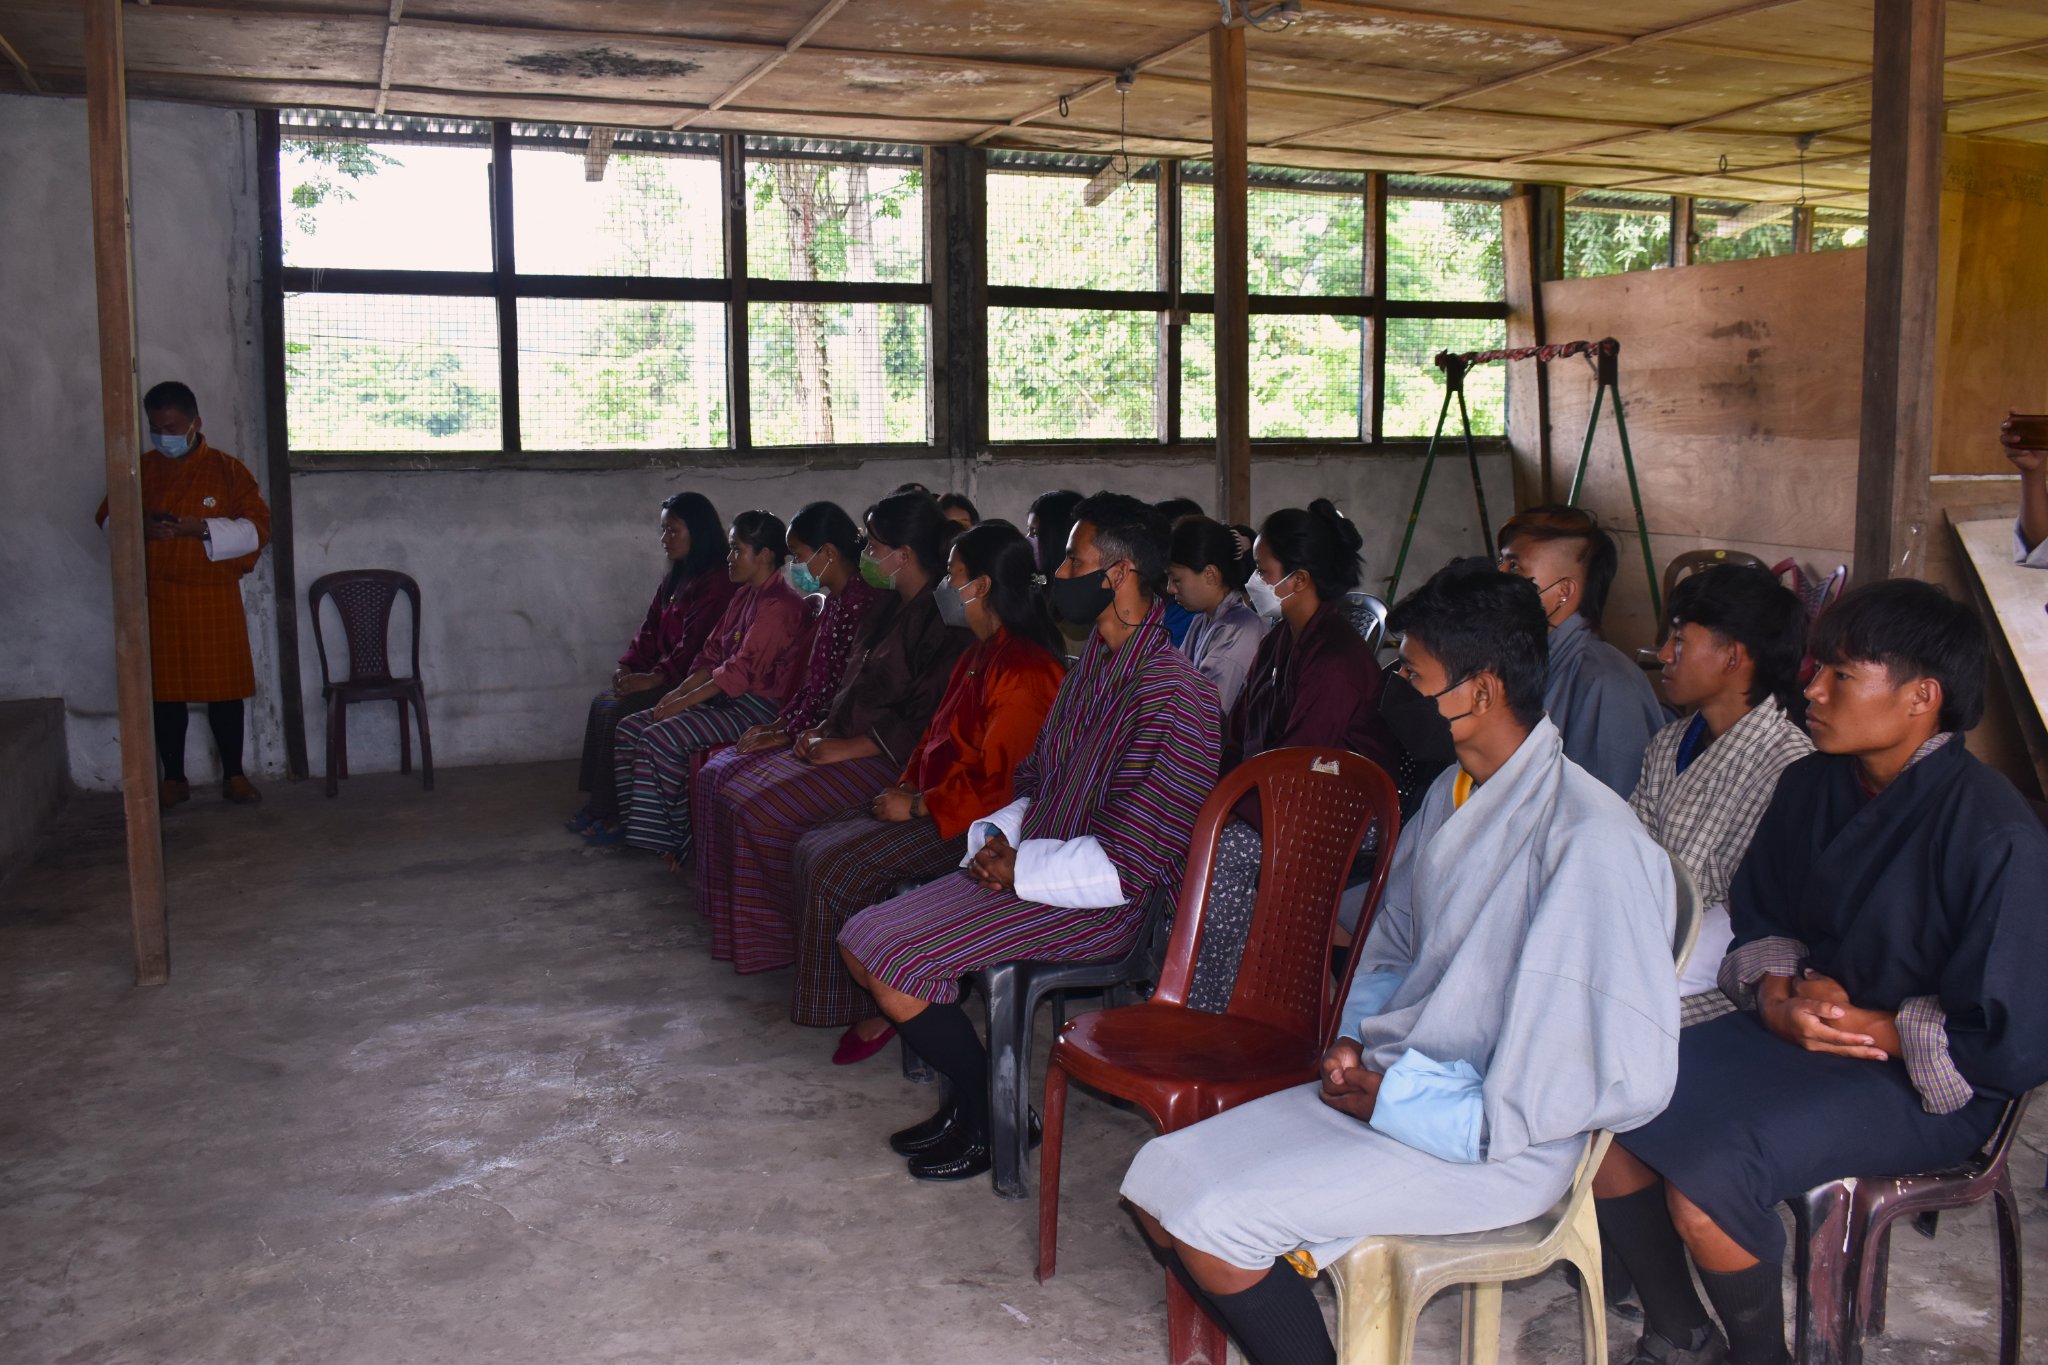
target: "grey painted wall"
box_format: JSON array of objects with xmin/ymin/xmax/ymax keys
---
[
  {"xmin": 0, "ymin": 94, "xmax": 279, "ymax": 792},
  {"xmin": 1, "ymin": 91, "xmax": 1512, "ymax": 791}
]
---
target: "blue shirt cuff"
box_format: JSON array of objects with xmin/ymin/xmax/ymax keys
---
[{"xmin": 1369, "ymin": 1048, "xmax": 1486, "ymax": 1163}]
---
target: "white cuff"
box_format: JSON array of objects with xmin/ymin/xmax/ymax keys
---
[
  {"xmin": 961, "ymin": 796, "xmax": 1030, "ymax": 867},
  {"xmin": 1012, "ymin": 834, "xmax": 1125, "ymax": 909},
  {"xmin": 2017, "ymin": 520, "xmax": 2048, "ymax": 569},
  {"xmin": 203, "ymin": 517, "xmax": 260, "ymax": 561}
]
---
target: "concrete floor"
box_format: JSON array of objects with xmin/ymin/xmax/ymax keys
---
[{"xmin": 2, "ymin": 761, "xmax": 2043, "ymax": 1365}]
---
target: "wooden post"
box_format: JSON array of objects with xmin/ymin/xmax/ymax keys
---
[
  {"xmin": 256, "ymin": 112, "xmax": 309, "ymax": 780},
  {"xmin": 929, "ymin": 144, "xmax": 986, "ymax": 472},
  {"xmin": 1673, "ymin": 195, "xmax": 1696, "ymax": 267},
  {"xmin": 1502, "ymin": 184, "xmax": 1550, "ymax": 511},
  {"xmin": 490, "ymin": 121, "xmax": 522, "ymax": 454},
  {"xmin": 84, "ymin": 0, "xmax": 169, "ymax": 986},
  {"xmin": 1210, "ymin": 24, "xmax": 1250, "ymax": 524},
  {"xmin": 1792, "ymin": 203, "xmax": 1815, "ymax": 253},
  {"xmin": 1854, "ymin": 0, "xmax": 1945, "ymax": 585},
  {"xmin": 1365, "ymin": 172, "xmax": 1387, "ymax": 444},
  {"xmin": 721, "ymin": 133, "xmax": 751, "ymax": 452},
  {"xmin": 1156, "ymin": 159, "xmax": 1182, "ymax": 446}
]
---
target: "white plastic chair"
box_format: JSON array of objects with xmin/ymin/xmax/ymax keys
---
[{"xmin": 1322, "ymin": 854, "xmax": 1703, "ymax": 1365}]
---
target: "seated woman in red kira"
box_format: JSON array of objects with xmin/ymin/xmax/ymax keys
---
[{"xmin": 787, "ymin": 521, "xmax": 1067, "ymax": 1065}]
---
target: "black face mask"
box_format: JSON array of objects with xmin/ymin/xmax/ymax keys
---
[
  {"xmin": 1050, "ymin": 567, "xmax": 1117, "ymax": 627},
  {"xmin": 1379, "ymin": 667, "xmax": 1470, "ymax": 767}
]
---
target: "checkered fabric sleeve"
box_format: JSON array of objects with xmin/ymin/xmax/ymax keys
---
[
  {"xmin": 1716, "ymin": 934, "xmax": 1808, "ymax": 1010},
  {"xmin": 1897, "ymin": 995, "xmax": 1975, "ymax": 1114}
]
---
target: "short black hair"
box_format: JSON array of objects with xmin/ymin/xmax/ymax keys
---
[
  {"xmin": 1497, "ymin": 504, "xmax": 1618, "ymax": 624},
  {"xmin": 1667, "ymin": 565, "xmax": 1810, "ymax": 711},
  {"xmin": 1259, "ymin": 499, "xmax": 1365, "ymax": 597},
  {"xmin": 787, "ymin": 500, "xmax": 860, "ymax": 561},
  {"xmin": 1810, "ymin": 579, "xmax": 1986, "ymax": 732},
  {"xmin": 1387, "ymin": 557, "xmax": 1550, "ymax": 727},
  {"xmin": 730, "ymin": 509, "xmax": 789, "ymax": 565},
  {"xmin": 938, "ymin": 492, "xmax": 981, "ymax": 524},
  {"xmin": 1154, "ymin": 496, "xmax": 1204, "ymax": 523},
  {"xmin": 865, "ymin": 489, "xmax": 950, "ymax": 579},
  {"xmin": 143, "ymin": 380, "xmax": 198, "ymax": 417},
  {"xmin": 1169, "ymin": 516, "xmax": 1255, "ymax": 591},
  {"xmin": 1028, "ymin": 488, "xmax": 1085, "ymax": 579},
  {"xmin": 1072, "ymin": 490, "xmax": 1171, "ymax": 598}
]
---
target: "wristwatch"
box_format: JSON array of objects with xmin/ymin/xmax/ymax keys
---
[{"xmin": 199, "ymin": 523, "xmax": 212, "ymax": 545}]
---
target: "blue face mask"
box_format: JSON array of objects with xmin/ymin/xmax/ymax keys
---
[
  {"xmin": 152, "ymin": 430, "xmax": 194, "ymax": 458},
  {"xmin": 787, "ymin": 550, "xmax": 823, "ymax": 596}
]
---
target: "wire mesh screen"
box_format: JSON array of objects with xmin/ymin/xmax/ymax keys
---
[
  {"xmin": 987, "ymin": 169, "xmax": 1157, "ymax": 290},
  {"xmin": 1811, "ymin": 206, "xmax": 1869, "ymax": 252},
  {"xmin": 749, "ymin": 302, "xmax": 928, "ymax": 446},
  {"xmin": 1386, "ymin": 195, "xmax": 1505, "ymax": 301},
  {"xmin": 1181, "ymin": 314, "xmax": 1366, "ymax": 441},
  {"xmin": 280, "ymin": 135, "xmax": 493, "ymax": 271},
  {"xmin": 1694, "ymin": 200, "xmax": 1795, "ymax": 262},
  {"xmin": 745, "ymin": 155, "xmax": 924, "ymax": 283},
  {"xmin": 988, "ymin": 307, "xmax": 1156, "ymax": 440},
  {"xmin": 517, "ymin": 299, "xmax": 727, "ymax": 450},
  {"xmin": 285, "ymin": 293, "xmax": 500, "ymax": 451},
  {"xmin": 1181, "ymin": 182, "xmax": 1366, "ymax": 296},
  {"xmin": 512, "ymin": 147, "xmax": 723, "ymax": 277},
  {"xmin": 1564, "ymin": 191, "xmax": 1673, "ymax": 277},
  {"xmin": 1382, "ymin": 318, "xmax": 1507, "ymax": 439}
]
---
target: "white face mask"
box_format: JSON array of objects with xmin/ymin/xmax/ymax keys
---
[{"xmin": 1244, "ymin": 573, "xmax": 1282, "ymax": 619}]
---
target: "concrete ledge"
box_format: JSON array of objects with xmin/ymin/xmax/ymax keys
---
[{"xmin": 0, "ymin": 699, "xmax": 69, "ymax": 884}]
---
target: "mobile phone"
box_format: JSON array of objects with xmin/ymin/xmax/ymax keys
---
[{"xmin": 2003, "ymin": 412, "xmax": 2048, "ymax": 450}]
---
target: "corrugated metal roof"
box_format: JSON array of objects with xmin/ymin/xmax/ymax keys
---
[{"xmin": 743, "ymin": 135, "xmax": 923, "ymax": 165}]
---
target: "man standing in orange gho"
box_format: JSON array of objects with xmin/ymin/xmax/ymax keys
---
[{"xmin": 96, "ymin": 380, "xmax": 272, "ymax": 811}]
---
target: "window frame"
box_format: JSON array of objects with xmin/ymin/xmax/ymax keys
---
[{"xmin": 264, "ymin": 112, "xmax": 939, "ymax": 469}]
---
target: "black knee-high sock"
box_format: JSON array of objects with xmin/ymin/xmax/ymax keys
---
[
  {"xmin": 1203, "ymin": 1261, "xmax": 1336, "ymax": 1365},
  {"xmin": 1152, "ymin": 1243, "xmax": 1227, "ymax": 1324},
  {"xmin": 1699, "ymin": 1262, "xmax": 1789, "ymax": 1365},
  {"xmin": 895, "ymin": 1003, "xmax": 988, "ymax": 1134},
  {"xmin": 153, "ymin": 702, "xmax": 189, "ymax": 781},
  {"xmin": 1597, "ymin": 1185, "xmax": 1711, "ymax": 1341},
  {"xmin": 207, "ymin": 699, "xmax": 245, "ymax": 778}
]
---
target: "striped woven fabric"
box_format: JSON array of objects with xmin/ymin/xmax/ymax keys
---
[
  {"xmin": 694, "ymin": 748, "xmax": 897, "ymax": 972},
  {"xmin": 576, "ymin": 687, "xmax": 663, "ymax": 819},
  {"xmin": 787, "ymin": 811, "xmax": 958, "ymax": 1027},
  {"xmin": 614, "ymin": 692, "xmax": 778, "ymax": 857},
  {"xmin": 839, "ymin": 601, "xmax": 1222, "ymax": 1004}
]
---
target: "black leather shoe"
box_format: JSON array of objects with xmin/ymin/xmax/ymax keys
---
[
  {"xmin": 889, "ymin": 1103, "xmax": 960, "ymax": 1157},
  {"xmin": 907, "ymin": 1133, "xmax": 993, "ymax": 1182},
  {"xmin": 904, "ymin": 1110, "xmax": 1041, "ymax": 1181}
]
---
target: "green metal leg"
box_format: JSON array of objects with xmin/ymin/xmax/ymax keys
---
[
  {"xmin": 1567, "ymin": 381, "xmax": 1606, "ymax": 507},
  {"xmin": 1457, "ymin": 386, "xmax": 1492, "ymax": 553},
  {"xmin": 1387, "ymin": 383, "xmax": 1456, "ymax": 603},
  {"xmin": 1611, "ymin": 392, "xmax": 1661, "ymax": 621}
]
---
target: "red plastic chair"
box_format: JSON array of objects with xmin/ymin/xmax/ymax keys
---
[
  {"xmin": 309, "ymin": 569, "xmax": 431, "ymax": 799},
  {"xmin": 1789, "ymin": 1095, "xmax": 2028, "ymax": 1365},
  {"xmin": 1035, "ymin": 746, "xmax": 1401, "ymax": 1365}
]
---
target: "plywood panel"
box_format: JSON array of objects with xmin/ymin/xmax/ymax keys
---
[
  {"xmin": 1502, "ymin": 47, "xmax": 1867, "ymax": 125},
  {"xmin": 818, "ymin": 0, "xmax": 1209, "ymax": 66},
  {"xmin": 1932, "ymin": 135, "xmax": 2048, "ymax": 475},
  {"xmin": 387, "ymin": 24, "xmax": 746, "ymax": 104},
  {"xmin": 406, "ymin": 0, "xmax": 821, "ymax": 45},
  {"xmin": 1535, "ymin": 250, "xmax": 1867, "ymax": 648}
]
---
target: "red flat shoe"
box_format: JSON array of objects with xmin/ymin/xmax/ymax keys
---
[{"xmin": 831, "ymin": 1023, "xmax": 897, "ymax": 1066}]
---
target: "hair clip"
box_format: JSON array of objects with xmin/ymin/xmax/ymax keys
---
[{"xmin": 1230, "ymin": 529, "xmax": 1253, "ymax": 559}]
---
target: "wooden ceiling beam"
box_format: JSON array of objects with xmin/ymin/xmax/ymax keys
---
[
  {"xmin": 966, "ymin": 32, "xmax": 1212, "ymax": 147},
  {"xmin": 1266, "ymin": 0, "xmax": 1810, "ymax": 149},
  {"xmin": 670, "ymin": 0, "xmax": 852, "ymax": 132},
  {"xmin": 0, "ymin": 26, "xmax": 40, "ymax": 94},
  {"xmin": 372, "ymin": 0, "xmax": 402, "ymax": 117}
]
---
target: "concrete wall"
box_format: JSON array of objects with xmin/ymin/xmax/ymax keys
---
[
  {"xmin": 0, "ymin": 93, "xmax": 278, "ymax": 791},
  {"xmin": 291, "ymin": 449, "xmax": 1508, "ymax": 781},
  {"xmin": 0, "ymin": 90, "xmax": 1507, "ymax": 790}
]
